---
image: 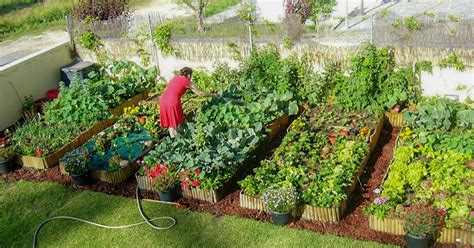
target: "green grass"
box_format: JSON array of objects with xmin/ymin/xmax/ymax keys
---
[
  {"xmin": 204, "ymin": 0, "xmax": 240, "ymax": 17},
  {"xmin": 0, "ymin": 179, "xmax": 397, "ymax": 247}
]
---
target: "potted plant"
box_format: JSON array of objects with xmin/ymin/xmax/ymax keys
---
[
  {"xmin": 403, "ymin": 203, "xmax": 446, "ymax": 248},
  {"xmin": 339, "ymin": 128, "xmax": 349, "ymax": 137},
  {"xmin": 150, "ymin": 164, "xmax": 178, "ymax": 202},
  {"xmin": 0, "ymin": 146, "xmax": 15, "ymax": 174},
  {"xmin": 262, "ymin": 187, "xmax": 299, "ymax": 226},
  {"xmin": 62, "ymin": 148, "xmax": 91, "ymax": 186}
]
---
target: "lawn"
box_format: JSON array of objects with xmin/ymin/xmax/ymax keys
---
[{"xmin": 0, "ymin": 179, "xmax": 396, "ymax": 247}]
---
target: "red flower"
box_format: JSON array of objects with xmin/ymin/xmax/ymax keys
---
[
  {"xmin": 194, "ymin": 168, "xmax": 201, "ymax": 175},
  {"xmin": 192, "ymin": 179, "xmax": 201, "ymax": 187},
  {"xmin": 439, "ymin": 221, "xmax": 445, "ymax": 228},
  {"xmin": 145, "ymin": 165, "xmax": 161, "ymax": 180},
  {"xmin": 0, "ymin": 137, "xmax": 4, "ymax": 143},
  {"xmin": 34, "ymin": 149, "xmax": 45, "ymax": 157}
]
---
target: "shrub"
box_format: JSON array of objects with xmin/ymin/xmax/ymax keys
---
[
  {"xmin": 263, "ymin": 187, "xmax": 299, "ymax": 213},
  {"xmin": 62, "ymin": 148, "xmax": 90, "ymax": 176},
  {"xmin": 73, "ymin": 0, "xmax": 128, "ymax": 21}
]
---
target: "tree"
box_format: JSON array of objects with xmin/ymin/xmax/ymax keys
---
[
  {"xmin": 311, "ymin": 0, "xmax": 337, "ymax": 29},
  {"xmin": 285, "ymin": 0, "xmax": 313, "ymax": 23},
  {"xmin": 177, "ymin": 0, "xmax": 210, "ymax": 32}
]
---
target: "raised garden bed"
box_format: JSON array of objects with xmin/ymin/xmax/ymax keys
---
[
  {"xmin": 240, "ymin": 105, "xmax": 383, "ymax": 223},
  {"xmin": 19, "ymin": 119, "xmax": 116, "ymax": 170},
  {"xmin": 60, "ymin": 102, "xmax": 161, "ymax": 184},
  {"xmin": 180, "ymin": 113, "xmax": 292, "ymax": 203},
  {"xmin": 364, "ymin": 98, "xmax": 473, "ymax": 245},
  {"xmin": 384, "ymin": 112, "xmax": 404, "ymax": 128},
  {"xmin": 368, "ymin": 215, "xmax": 473, "ymax": 245}
]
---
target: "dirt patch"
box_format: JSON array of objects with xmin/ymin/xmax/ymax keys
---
[{"xmin": 3, "ymin": 125, "xmax": 463, "ymax": 247}]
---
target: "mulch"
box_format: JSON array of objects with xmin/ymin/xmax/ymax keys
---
[{"xmin": 2, "ymin": 124, "xmax": 465, "ymax": 247}]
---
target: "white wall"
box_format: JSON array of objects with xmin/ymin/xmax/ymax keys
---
[
  {"xmin": 420, "ymin": 67, "xmax": 474, "ymax": 102},
  {"xmin": 255, "ymin": 0, "xmax": 285, "ymax": 22},
  {"xmin": 0, "ymin": 41, "xmax": 73, "ymax": 130}
]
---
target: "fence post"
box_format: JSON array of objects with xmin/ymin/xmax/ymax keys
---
[
  {"xmin": 65, "ymin": 14, "xmax": 76, "ymax": 54},
  {"xmin": 248, "ymin": 19, "xmax": 254, "ymax": 53},
  {"xmin": 147, "ymin": 14, "xmax": 161, "ymax": 76}
]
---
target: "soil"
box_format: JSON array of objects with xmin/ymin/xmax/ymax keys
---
[{"xmin": 2, "ymin": 124, "xmax": 467, "ymax": 247}]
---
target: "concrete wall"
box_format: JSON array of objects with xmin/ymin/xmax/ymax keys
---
[
  {"xmin": 0, "ymin": 41, "xmax": 73, "ymax": 130},
  {"xmin": 420, "ymin": 67, "xmax": 474, "ymax": 102}
]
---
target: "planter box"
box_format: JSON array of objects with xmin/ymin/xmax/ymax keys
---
[
  {"xmin": 19, "ymin": 92, "xmax": 150, "ymax": 170},
  {"xmin": 181, "ymin": 114, "xmax": 293, "ymax": 203},
  {"xmin": 368, "ymin": 215, "xmax": 473, "ymax": 245},
  {"xmin": 240, "ymin": 115, "xmax": 384, "ymax": 223},
  {"xmin": 384, "ymin": 112, "xmax": 404, "ymax": 128},
  {"xmin": 20, "ymin": 119, "xmax": 116, "ymax": 170},
  {"xmin": 136, "ymin": 172, "xmax": 154, "ymax": 191},
  {"xmin": 91, "ymin": 161, "xmax": 138, "ymax": 184}
]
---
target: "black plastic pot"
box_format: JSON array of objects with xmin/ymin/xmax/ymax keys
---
[
  {"xmin": 71, "ymin": 173, "xmax": 92, "ymax": 186},
  {"xmin": 158, "ymin": 188, "xmax": 177, "ymax": 202},
  {"xmin": 406, "ymin": 233, "xmax": 434, "ymax": 248},
  {"xmin": 271, "ymin": 211, "xmax": 292, "ymax": 226},
  {"xmin": 0, "ymin": 159, "xmax": 12, "ymax": 174}
]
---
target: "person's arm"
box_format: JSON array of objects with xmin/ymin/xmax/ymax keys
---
[{"xmin": 189, "ymin": 82, "xmax": 218, "ymax": 98}]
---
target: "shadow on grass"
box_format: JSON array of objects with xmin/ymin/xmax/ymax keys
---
[{"xmin": 2, "ymin": 181, "xmax": 222, "ymax": 247}]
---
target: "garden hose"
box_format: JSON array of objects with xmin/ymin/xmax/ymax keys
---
[{"xmin": 32, "ymin": 186, "xmax": 176, "ymax": 248}]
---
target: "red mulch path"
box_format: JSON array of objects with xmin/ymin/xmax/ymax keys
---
[{"xmin": 2, "ymin": 125, "xmax": 465, "ymax": 247}]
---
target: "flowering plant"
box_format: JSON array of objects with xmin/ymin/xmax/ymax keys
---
[
  {"xmin": 403, "ymin": 203, "xmax": 446, "ymax": 237},
  {"xmin": 62, "ymin": 148, "xmax": 90, "ymax": 176},
  {"xmin": 262, "ymin": 187, "xmax": 299, "ymax": 213},
  {"xmin": 148, "ymin": 164, "xmax": 178, "ymax": 192},
  {"xmin": 34, "ymin": 149, "xmax": 47, "ymax": 158},
  {"xmin": 179, "ymin": 168, "xmax": 202, "ymax": 189}
]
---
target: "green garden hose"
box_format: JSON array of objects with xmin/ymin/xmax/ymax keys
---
[{"xmin": 32, "ymin": 186, "xmax": 176, "ymax": 248}]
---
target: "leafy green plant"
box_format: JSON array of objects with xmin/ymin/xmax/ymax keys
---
[
  {"xmin": 283, "ymin": 37, "xmax": 293, "ymax": 49},
  {"xmin": 423, "ymin": 11, "xmax": 435, "ymax": 17},
  {"xmin": 22, "ymin": 95, "xmax": 34, "ymax": 111},
  {"xmin": 62, "ymin": 148, "xmax": 90, "ymax": 176},
  {"xmin": 379, "ymin": 8, "xmax": 390, "ymax": 18},
  {"xmin": 332, "ymin": 44, "xmax": 416, "ymax": 114},
  {"xmin": 438, "ymin": 53, "xmax": 465, "ymax": 71},
  {"xmin": 154, "ymin": 22, "xmax": 180, "ymax": 55},
  {"xmin": 76, "ymin": 30, "xmax": 102, "ymax": 51},
  {"xmin": 126, "ymin": 26, "xmax": 151, "ymax": 66},
  {"xmin": 404, "ymin": 16, "xmax": 421, "ymax": 31},
  {"xmin": 447, "ymin": 14, "xmax": 460, "ymax": 22},
  {"xmin": 0, "ymin": 147, "xmax": 15, "ymax": 161},
  {"xmin": 263, "ymin": 187, "xmax": 299, "ymax": 213}
]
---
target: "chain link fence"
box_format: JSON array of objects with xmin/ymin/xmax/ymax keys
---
[{"xmin": 373, "ymin": 12, "xmax": 474, "ymax": 49}]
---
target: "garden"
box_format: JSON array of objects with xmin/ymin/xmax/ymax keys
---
[{"xmin": 1, "ymin": 43, "xmax": 473, "ymax": 248}]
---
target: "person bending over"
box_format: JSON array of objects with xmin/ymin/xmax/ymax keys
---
[{"xmin": 159, "ymin": 67, "xmax": 218, "ymax": 138}]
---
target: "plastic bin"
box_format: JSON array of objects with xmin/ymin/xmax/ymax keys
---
[{"xmin": 60, "ymin": 61, "xmax": 96, "ymax": 86}]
